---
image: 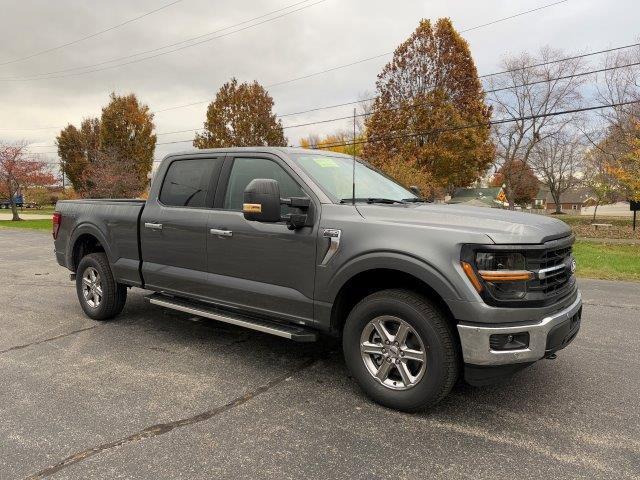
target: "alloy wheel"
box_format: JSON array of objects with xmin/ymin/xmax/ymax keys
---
[
  {"xmin": 82, "ymin": 267, "xmax": 103, "ymax": 308},
  {"xmin": 360, "ymin": 315, "xmax": 427, "ymax": 390}
]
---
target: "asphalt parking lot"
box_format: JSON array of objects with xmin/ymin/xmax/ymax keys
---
[{"xmin": 1, "ymin": 228, "xmax": 639, "ymax": 480}]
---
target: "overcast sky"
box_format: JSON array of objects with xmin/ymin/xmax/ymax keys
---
[{"xmin": 1, "ymin": 0, "xmax": 638, "ymax": 171}]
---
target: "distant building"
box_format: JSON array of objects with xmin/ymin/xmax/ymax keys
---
[
  {"xmin": 447, "ymin": 187, "xmax": 507, "ymax": 208},
  {"xmin": 532, "ymin": 188, "xmax": 549, "ymax": 210},
  {"xmin": 544, "ymin": 188, "xmax": 593, "ymax": 215}
]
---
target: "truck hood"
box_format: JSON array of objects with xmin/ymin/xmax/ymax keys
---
[{"xmin": 356, "ymin": 203, "xmax": 572, "ymax": 244}]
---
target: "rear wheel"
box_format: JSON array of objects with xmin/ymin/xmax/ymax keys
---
[
  {"xmin": 343, "ymin": 289, "xmax": 459, "ymax": 411},
  {"xmin": 76, "ymin": 252, "xmax": 127, "ymax": 320}
]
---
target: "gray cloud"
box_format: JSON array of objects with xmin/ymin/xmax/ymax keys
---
[{"xmin": 0, "ymin": 0, "xmax": 637, "ymax": 168}]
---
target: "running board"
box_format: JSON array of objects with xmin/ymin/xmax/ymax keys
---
[{"xmin": 146, "ymin": 293, "xmax": 318, "ymax": 342}]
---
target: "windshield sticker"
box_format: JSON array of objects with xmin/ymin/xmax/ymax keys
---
[{"xmin": 314, "ymin": 157, "xmax": 339, "ymax": 168}]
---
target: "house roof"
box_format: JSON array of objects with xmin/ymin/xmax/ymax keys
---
[
  {"xmin": 545, "ymin": 187, "xmax": 592, "ymax": 204},
  {"xmin": 535, "ymin": 188, "xmax": 550, "ymax": 201}
]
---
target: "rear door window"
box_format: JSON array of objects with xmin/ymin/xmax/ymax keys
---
[{"xmin": 160, "ymin": 158, "xmax": 222, "ymax": 208}]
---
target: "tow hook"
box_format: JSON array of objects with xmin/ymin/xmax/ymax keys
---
[{"xmin": 545, "ymin": 353, "xmax": 557, "ymax": 360}]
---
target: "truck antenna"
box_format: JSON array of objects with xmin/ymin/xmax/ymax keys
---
[{"xmin": 352, "ymin": 107, "xmax": 356, "ymax": 206}]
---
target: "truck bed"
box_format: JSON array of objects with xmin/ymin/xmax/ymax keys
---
[{"xmin": 54, "ymin": 199, "xmax": 147, "ymax": 287}]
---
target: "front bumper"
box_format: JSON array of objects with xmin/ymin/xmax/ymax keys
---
[{"xmin": 457, "ymin": 291, "xmax": 582, "ymax": 366}]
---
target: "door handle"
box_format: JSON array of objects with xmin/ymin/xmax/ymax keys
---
[
  {"xmin": 144, "ymin": 222, "xmax": 163, "ymax": 231},
  {"xmin": 210, "ymin": 228, "xmax": 233, "ymax": 237}
]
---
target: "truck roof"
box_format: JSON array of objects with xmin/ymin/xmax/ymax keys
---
[{"xmin": 162, "ymin": 146, "xmax": 355, "ymax": 160}]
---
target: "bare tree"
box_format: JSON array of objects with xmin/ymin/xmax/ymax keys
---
[
  {"xmin": 488, "ymin": 47, "xmax": 587, "ymax": 208},
  {"xmin": 595, "ymin": 45, "xmax": 640, "ymax": 129},
  {"xmin": 530, "ymin": 132, "xmax": 584, "ymax": 213}
]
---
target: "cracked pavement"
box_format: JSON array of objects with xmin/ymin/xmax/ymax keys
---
[{"xmin": 1, "ymin": 228, "xmax": 639, "ymax": 479}]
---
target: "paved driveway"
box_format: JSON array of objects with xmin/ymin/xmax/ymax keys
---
[{"xmin": 1, "ymin": 228, "xmax": 639, "ymax": 479}]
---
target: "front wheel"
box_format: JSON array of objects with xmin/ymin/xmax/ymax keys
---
[
  {"xmin": 342, "ymin": 289, "xmax": 459, "ymax": 412},
  {"xmin": 76, "ymin": 252, "xmax": 127, "ymax": 321}
]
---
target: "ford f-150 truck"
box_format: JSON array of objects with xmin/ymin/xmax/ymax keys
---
[{"xmin": 53, "ymin": 147, "xmax": 582, "ymax": 411}]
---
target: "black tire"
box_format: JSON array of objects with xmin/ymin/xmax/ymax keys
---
[
  {"xmin": 342, "ymin": 289, "xmax": 459, "ymax": 412},
  {"xmin": 76, "ymin": 252, "xmax": 127, "ymax": 321}
]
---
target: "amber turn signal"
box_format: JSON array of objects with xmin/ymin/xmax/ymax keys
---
[
  {"xmin": 478, "ymin": 270, "xmax": 534, "ymax": 282},
  {"xmin": 242, "ymin": 203, "xmax": 262, "ymax": 213},
  {"xmin": 461, "ymin": 261, "xmax": 483, "ymax": 293}
]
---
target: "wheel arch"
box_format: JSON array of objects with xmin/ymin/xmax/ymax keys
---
[
  {"xmin": 67, "ymin": 224, "xmax": 113, "ymax": 272},
  {"xmin": 327, "ymin": 253, "xmax": 461, "ymax": 334}
]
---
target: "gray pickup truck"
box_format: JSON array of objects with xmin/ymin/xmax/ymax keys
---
[{"xmin": 53, "ymin": 147, "xmax": 582, "ymax": 411}]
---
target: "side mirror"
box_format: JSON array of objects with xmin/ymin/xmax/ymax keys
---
[
  {"xmin": 243, "ymin": 179, "xmax": 282, "ymax": 222},
  {"xmin": 243, "ymin": 179, "xmax": 313, "ymax": 229}
]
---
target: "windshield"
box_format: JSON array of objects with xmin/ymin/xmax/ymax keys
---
[{"xmin": 290, "ymin": 153, "xmax": 416, "ymax": 203}]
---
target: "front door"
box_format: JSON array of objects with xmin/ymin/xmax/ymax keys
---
[
  {"xmin": 205, "ymin": 155, "xmax": 317, "ymax": 323},
  {"xmin": 141, "ymin": 156, "xmax": 223, "ymax": 299}
]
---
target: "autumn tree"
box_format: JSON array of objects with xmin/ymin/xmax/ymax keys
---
[
  {"xmin": 488, "ymin": 47, "xmax": 586, "ymax": 208},
  {"xmin": 490, "ymin": 160, "xmax": 538, "ymax": 206},
  {"xmin": 363, "ymin": 18, "xmax": 494, "ymax": 197},
  {"xmin": 100, "ymin": 93, "xmax": 156, "ymax": 193},
  {"xmin": 194, "ymin": 78, "xmax": 286, "ymax": 148},
  {"xmin": 80, "ymin": 148, "xmax": 145, "ymax": 199},
  {"xmin": 582, "ymin": 146, "xmax": 619, "ymax": 221},
  {"xmin": 0, "ymin": 142, "xmax": 56, "ymax": 221},
  {"xmin": 591, "ymin": 47, "xmax": 640, "ymax": 203},
  {"xmin": 57, "ymin": 117, "xmax": 100, "ymax": 192},
  {"xmin": 299, "ymin": 130, "xmax": 364, "ymax": 157},
  {"xmin": 56, "ymin": 94, "xmax": 155, "ymax": 197}
]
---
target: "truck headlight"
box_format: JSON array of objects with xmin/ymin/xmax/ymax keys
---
[{"xmin": 461, "ymin": 251, "xmax": 533, "ymax": 300}]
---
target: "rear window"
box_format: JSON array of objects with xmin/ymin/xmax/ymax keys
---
[{"xmin": 159, "ymin": 158, "xmax": 220, "ymax": 207}]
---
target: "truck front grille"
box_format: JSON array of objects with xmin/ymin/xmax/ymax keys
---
[{"xmin": 526, "ymin": 242, "xmax": 574, "ymax": 301}]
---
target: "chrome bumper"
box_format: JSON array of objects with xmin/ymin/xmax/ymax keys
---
[{"xmin": 457, "ymin": 292, "xmax": 582, "ymax": 366}]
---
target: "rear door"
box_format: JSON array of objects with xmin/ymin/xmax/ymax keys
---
[
  {"xmin": 205, "ymin": 153, "xmax": 318, "ymax": 323},
  {"xmin": 140, "ymin": 155, "xmax": 224, "ymax": 299}
]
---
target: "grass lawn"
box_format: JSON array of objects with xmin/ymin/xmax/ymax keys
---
[
  {"xmin": 573, "ymin": 241, "xmax": 640, "ymax": 282},
  {"xmin": 0, "ymin": 219, "xmax": 52, "ymax": 231},
  {"xmin": 0, "ymin": 205, "xmax": 56, "ymax": 216},
  {"xmin": 557, "ymin": 215, "xmax": 640, "ymax": 241}
]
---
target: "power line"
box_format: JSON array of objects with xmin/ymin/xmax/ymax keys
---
[
  {"xmin": 102, "ymin": 58, "xmax": 640, "ymax": 141},
  {"xmin": 155, "ymin": 98, "xmax": 640, "ymax": 147},
  {"xmin": 273, "ymin": 42, "xmax": 640, "ymax": 118},
  {"xmin": 0, "ymin": 0, "xmax": 325, "ymax": 82},
  {"xmin": 16, "ymin": 54, "xmax": 640, "ymax": 148},
  {"xmin": 294, "ymin": 99, "xmax": 640, "ymax": 149},
  {"xmin": 153, "ymin": 0, "xmax": 571, "ymax": 113},
  {"xmin": 0, "ymin": 0, "xmax": 183, "ymax": 67},
  {"xmin": 7, "ymin": 39, "xmax": 639, "ymax": 132},
  {"xmin": 2, "ymin": 1, "xmax": 615, "ymax": 134},
  {"xmin": 25, "ymin": 99, "xmax": 640, "ymax": 157}
]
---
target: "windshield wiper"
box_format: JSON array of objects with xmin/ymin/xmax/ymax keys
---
[
  {"xmin": 340, "ymin": 197, "xmax": 406, "ymax": 204},
  {"xmin": 401, "ymin": 197, "xmax": 429, "ymax": 203}
]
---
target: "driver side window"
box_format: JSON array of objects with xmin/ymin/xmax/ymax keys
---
[{"xmin": 223, "ymin": 157, "xmax": 306, "ymax": 214}]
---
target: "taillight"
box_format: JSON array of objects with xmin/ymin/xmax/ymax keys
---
[{"xmin": 52, "ymin": 212, "xmax": 62, "ymax": 239}]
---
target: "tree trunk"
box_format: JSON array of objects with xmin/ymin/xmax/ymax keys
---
[
  {"xmin": 551, "ymin": 191, "xmax": 562, "ymax": 214},
  {"xmin": 10, "ymin": 199, "xmax": 21, "ymax": 221},
  {"xmin": 592, "ymin": 202, "xmax": 599, "ymax": 222}
]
